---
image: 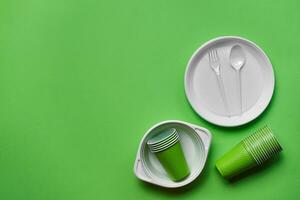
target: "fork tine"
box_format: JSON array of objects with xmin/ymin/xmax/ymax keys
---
[
  {"xmin": 214, "ymin": 49, "xmax": 217, "ymax": 62},
  {"xmin": 215, "ymin": 49, "xmax": 219, "ymax": 63},
  {"xmin": 211, "ymin": 49, "xmax": 216, "ymax": 62},
  {"xmin": 214, "ymin": 49, "xmax": 219, "ymax": 63},
  {"xmin": 208, "ymin": 50, "xmax": 212, "ymax": 63}
]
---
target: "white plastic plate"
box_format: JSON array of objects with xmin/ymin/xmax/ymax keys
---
[
  {"xmin": 185, "ymin": 36, "xmax": 275, "ymax": 127},
  {"xmin": 134, "ymin": 120, "xmax": 211, "ymax": 188}
]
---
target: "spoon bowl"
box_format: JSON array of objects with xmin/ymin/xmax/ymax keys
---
[{"xmin": 230, "ymin": 45, "xmax": 246, "ymax": 70}]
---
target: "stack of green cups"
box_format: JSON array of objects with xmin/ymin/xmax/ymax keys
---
[
  {"xmin": 147, "ymin": 128, "xmax": 190, "ymax": 181},
  {"xmin": 216, "ymin": 126, "xmax": 283, "ymax": 179}
]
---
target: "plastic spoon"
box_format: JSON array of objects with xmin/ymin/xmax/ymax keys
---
[{"xmin": 230, "ymin": 45, "xmax": 246, "ymax": 115}]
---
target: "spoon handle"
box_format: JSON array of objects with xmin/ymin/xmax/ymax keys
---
[
  {"xmin": 217, "ymin": 75, "xmax": 230, "ymax": 116},
  {"xmin": 236, "ymin": 70, "xmax": 242, "ymax": 115}
]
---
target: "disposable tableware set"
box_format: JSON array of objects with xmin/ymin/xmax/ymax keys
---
[{"xmin": 134, "ymin": 36, "xmax": 283, "ymax": 188}]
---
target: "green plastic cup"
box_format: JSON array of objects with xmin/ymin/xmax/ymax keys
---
[
  {"xmin": 216, "ymin": 142, "xmax": 256, "ymax": 179},
  {"xmin": 155, "ymin": 141, "xmax": 190, "ymax": 181},
  {"xmin": 147, "ymin": 128, "xmax": 190, "ymax": 181},
  {"xmin": 216, "ymin": 126, "xmax": 282, "ymax": 179}
]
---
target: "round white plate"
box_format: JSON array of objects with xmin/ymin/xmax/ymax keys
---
[
  {"xmin": 185, "ymin": 36, "xmax": 275, "ymax": 127},
  {"xmin": 134, "ymin": 120, "xmax": 211, "ymax": 188}
]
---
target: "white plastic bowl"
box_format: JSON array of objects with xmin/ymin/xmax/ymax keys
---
[{"xmin": 134, "ymin": 120, "xmax": 212, "ymax": 188}]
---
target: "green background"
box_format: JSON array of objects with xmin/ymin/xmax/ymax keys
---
[{"xmin": 0, "ymin": 0, "xmax": 299, "ymax": 199}]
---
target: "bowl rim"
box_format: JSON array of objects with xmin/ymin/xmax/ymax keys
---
[{"xmin": 134, "ymin": 120, "xmax": 212, "ymax": 188}]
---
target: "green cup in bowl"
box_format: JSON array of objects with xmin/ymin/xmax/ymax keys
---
[{"xmin": 147, "ymin": 128, "xmax": 190, "ymax": 181}]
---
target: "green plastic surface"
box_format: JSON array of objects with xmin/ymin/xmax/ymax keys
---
[{"xmin": 0, "ymin": 0, "xmax": 299, "ymax": 199}]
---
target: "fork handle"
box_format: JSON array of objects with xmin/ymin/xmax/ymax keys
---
[{"xmin": 217, "ymin": 75, "xmax": 230, "ymax": 116}]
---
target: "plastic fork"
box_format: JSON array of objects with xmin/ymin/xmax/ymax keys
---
[{"xmin": 208, "ymin": 49, "xmax": 230, "ymax": 116}]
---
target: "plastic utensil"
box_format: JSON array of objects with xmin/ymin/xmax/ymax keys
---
[
  {"xmin": 185, "ymin": 36, "xmax": 275, "ymax": 127},
  {"xmin": 208, "ymin": 48, "xmax": 230, "ymax": 116},
  {"xmin": 230, "ymin": 44, "xmax": 246, "ymax": 115}
]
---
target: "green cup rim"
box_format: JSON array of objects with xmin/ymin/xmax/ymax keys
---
[
  {"xmin": 149, "ymin": 135, "xmax": 179, "ymax": 151},
  {"xmin": 147, "ymin": 128, "xmax": 177, "ymax": 145},
  {"xmin": 150, "ymin": 138, "xmax": 180, "ymax": 153},
  {"xmin": 257, "ymin": 129, "xmax": 278, "ymax": 156},
  {"xmin": 261, "ymin": 127, "xmax": 282, "ymax": 152},
  {"xmin": 243, "ymin": 140, "xmax": 260, "ymax": 164},
  {"xmin": 250, "ymin": 132, "xmax": 281, "ymax": 154},
  {"xmin": 149, "ymin": 136, "xmax": 179, "ymax": 152},
  {"xmin": 251, "ymin": 132, "xmax": 270, "ymax": 164},
  {"xmin": 148, "ymin": 132, "xmax": 179, "ymax": 148},
  {"xmin": 243, "ymin": 130, "xmax": 282, "ymax": 165}
]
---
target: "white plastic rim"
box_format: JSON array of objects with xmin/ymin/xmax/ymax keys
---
[
  {"xmin": 134, "ymin": 120, "xmax": 212, "ymax": 188},
  {"xmin": 185, "ymin": 36, "xmax": 275, "ymax": 127}
]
